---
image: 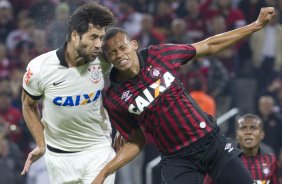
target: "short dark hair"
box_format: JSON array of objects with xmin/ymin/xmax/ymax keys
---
[
  {"xmin": 102, "ymin": 27, "xmax": 130, "ymax": 51},
  {"xmin": 67, "ymin": 3, "xmax": 115, "ymax": 41},
  {"xmin": 236, "ymin": 114, "xmax": 264, "ymax": 130}
]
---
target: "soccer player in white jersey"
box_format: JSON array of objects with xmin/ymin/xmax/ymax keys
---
[{"xmin": 21, "ymin": 3, "xmax": 116, "ymax": 184}]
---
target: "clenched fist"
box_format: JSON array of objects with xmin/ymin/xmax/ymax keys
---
[{"xmin": 255, "ymin": 7, "xmax": 276, "ymax": 30}]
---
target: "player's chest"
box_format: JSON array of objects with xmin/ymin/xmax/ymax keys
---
[
  {"xmin": 112, "ymin": 66, "xmax": 176, "ymax": 114},
  {"xmin": 44, "ymin": 64, "xmax": 104, "ymax": 105}
]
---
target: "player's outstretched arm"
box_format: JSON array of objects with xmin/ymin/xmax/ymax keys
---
[
  {"xmin": 192, "ymin": 7, "xmax": 275, "ymax": 59},
  {"xmin": 21, "ymin": 90, "xmax": 46, "ymax": 175},
  {"xmin": 91, "ymin": 128, "xmax": 146, "ymax": 184}
]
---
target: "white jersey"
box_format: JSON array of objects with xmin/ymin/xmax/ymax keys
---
[{"xmin": 23, "ymin": 46, "xmax": 112, "ymax": 152}]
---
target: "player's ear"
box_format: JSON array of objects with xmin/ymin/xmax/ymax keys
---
[
  {"xmin": 260, "ymin": 130, "xmax": 265, "ymax": 140},
  {"xmin": 235, "ymin": 131, "xmax": 239, "ymax": 140},
  {"xmin": 131, "ymin": 40, "xmax": 139, "ymax": 50},
  {"xmin": 71, "ymin": 30, "xmax": 79, "ymax": 42}
]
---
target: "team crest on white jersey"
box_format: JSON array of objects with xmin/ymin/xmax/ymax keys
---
[
  {"xmin": 88, "ymin": 65, "xmax": 101, "ymax": 84},
  {"xmin": 150, "ymin": 67, "xmax": 162, "ymax": 79}
]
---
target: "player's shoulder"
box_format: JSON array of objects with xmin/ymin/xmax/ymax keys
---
[
  {"xmin": 260, "ymin": 143, "xmax": 276, "ymax": 157},
  {"xmin": 27, "ymin": 49, "xmax": 58, "ymax": 69}
]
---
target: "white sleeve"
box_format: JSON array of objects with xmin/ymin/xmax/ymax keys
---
[{"xmin": 22, "ymin": 58, "xmax": 44, "ymax": 97}]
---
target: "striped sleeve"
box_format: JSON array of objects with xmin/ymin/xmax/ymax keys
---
[{"xmin": 150, "ymin": 44, "xmax": 196, "ymax": 68}]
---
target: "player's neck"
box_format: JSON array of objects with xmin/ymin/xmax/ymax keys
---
[
  {"xmin": 117, "ymin": 61, "xmax": 140, "ymax": 82},
  {"xmin": 242, "ymin": 146, "xmax": 259, "ymax": 157},
  {"xmin": 65, "ymin": 44, "xmax": 85, "ymax": 67}
]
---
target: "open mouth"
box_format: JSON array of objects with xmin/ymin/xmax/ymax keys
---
[
  {"xmin": 244, "ymin": 138, "xmax": 253, "ymax": 144},
  {"xmin": 117, "ymin": 59, "xmax": 128, "ymax": 66}
]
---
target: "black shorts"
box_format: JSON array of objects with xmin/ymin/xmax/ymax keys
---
[{"xmin": 160, "ymin": 127, "xmax": 244, "ymax": 184}]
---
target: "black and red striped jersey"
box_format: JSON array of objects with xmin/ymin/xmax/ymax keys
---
[
  {"xmin": 241, "ymin": 152, "xmax": 278, "ymax": 184},
  {"xmin": 103, "ymin": 44, "xmax": 215, "ymax": 153}
]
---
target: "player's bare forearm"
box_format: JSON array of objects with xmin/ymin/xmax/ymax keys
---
[
  {"xmin": 21, "ymin": 91, "xmax": 45, "ymax": 148},
  {"xmin": 91, "ymin": 128, "xmax": 146, "ymax": 184},
  {"xmin": 192, "ymin": 7, "xmax": 275, "ymax": 58}
]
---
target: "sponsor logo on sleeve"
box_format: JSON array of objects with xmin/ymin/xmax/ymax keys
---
[{"xmin": 24, "ymin": 68, "xmax": 33, "ymax": 85}]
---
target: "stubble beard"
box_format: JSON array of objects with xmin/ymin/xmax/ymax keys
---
[{"xmin": 76, "ymin": 43, "xmax": 94, "ymax": 64}]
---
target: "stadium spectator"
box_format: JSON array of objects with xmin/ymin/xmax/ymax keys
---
[
  {"xmin": 0, "ymin": 0, "xmax": 16, "ymax": 44},
  {"xmin": 257, "ymin": 95, "xmax": 282, "ymax": 157},
  {"xmin": 238, "ymin": 0, "xmax": 266, "ymax": 24},
  {"xmin": 236, "ymin": 114, "xmax": 279, "ymax": 183},
  {"xmin": 183, "ymin": 0, "xmax": 210, "ymax": 42},
  {"xmin": 133, "ymin": 14, "xmax": 166, "ymax": 49},
  {"xmin": 5, "ymin": 18, "xmax": 35, "ymax": 56},
  {"xmin": 250, "ymin": 12, "xmax": 282, "ymax": 93},
  {"xmin": 28, "ymin": 0, "xmax": 55, "ymax": 29},
  {"xmin": 47, "ymin": 2, "xmax": 70, "ymax": 50},
  {"xmin": 0, "ymin": 123, "xmax": 23, "ymax": 184},
  {"xmin": 153, "ymin": 1, "xmax": 176, "ymax": 37},
  {"xmin": 215, "ymin": 0, "xmax": 247, "ymax": 30},
  {"xmin": 0, "ymin": 43, "xmax": 13, "ymax": 78},
  {"xmin": 117, "ymin": 0, "xmax": 142, "ymax": 38},
  {"xmin": 189, "ymin": 78, "xmax": 217, "ymax": 116},
  {"xmin": 204, "ymin": 113, "xmax": 279, "ymax": 184},
  {"xmin": 0, "ymin": 78, "xmax": 22, "ymax": 143},
  {"xmin": 166, "ymin": 18, "xmax": 192, "ymax": 44}
]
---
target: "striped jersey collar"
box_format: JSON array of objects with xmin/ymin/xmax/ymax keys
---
[{"xmin": 109, "ymin": 50, "xmax": 147, "ymax": 87}]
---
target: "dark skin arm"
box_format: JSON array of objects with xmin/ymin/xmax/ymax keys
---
[
  {"xmin": 192, "ymin": 7, "xmax": 275, "ymax": 59},
  {"xmin": 91, "ymin": 128, "xmax": 146, "ymax": 184},
  {"xmin": 21, "ymin": 90, "xmax": 46, "ymax": 175}
]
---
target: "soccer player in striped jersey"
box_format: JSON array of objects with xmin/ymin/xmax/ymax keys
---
[
  {"xmin": 92, "ymin": 7, "xmax": 275, "ymax": 184},
  {"xmin": 237, "ymin": 114, "xmax": 279, "ymax": 184}
]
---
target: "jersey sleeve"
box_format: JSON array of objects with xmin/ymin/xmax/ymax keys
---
[
  {"xmin": 22, "ymin": 58, "xmax": 44, "ymax": 99},
  {"xmin": 149, "ymin": 44, "xmax": 196, "ymax": 68}
]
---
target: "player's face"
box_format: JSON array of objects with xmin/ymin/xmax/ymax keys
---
[
  {"xmin": 103, "ymin": 33, "xmax": 138, "ymax": 72},
  {"xmin": 236, "ymin": 118, "xmax": 264, "ymax": 150},
  {"xmin": 76, "ymin": 24, "xmax": 105, "ymax": 63}
]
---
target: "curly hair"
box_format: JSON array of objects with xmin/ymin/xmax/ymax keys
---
[{"xmin": 67, "ymin": 2, "xmax": 115, "ymax": 41}]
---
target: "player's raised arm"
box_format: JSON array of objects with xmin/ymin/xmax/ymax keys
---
[
  {"xmin": 191, "ymin": 7, "xmax": 275, "ymax": 59},
  {"xmin": 91, "ymin": 128, "xmax": 146, "ymax": 184}
]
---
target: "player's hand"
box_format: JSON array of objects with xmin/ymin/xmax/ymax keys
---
[
  {"xmin": 21, "ymin": 146, "xmax": 46, "ymax": 175},
  {"xmin": 91, "ymin": 172, "xmax": 106, "ymax": 184},
  {"xmin": 255, "ymin": 7, "xmax": 275, "ymax": 30},
  {"xmin": 113, "ymin": 131, "xmax": 126, "ymax": 152}
]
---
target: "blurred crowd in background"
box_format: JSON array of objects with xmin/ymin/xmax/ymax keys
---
[{"xmin": 1, "ymin": 0, "xmax": 282, "ymax": 183}]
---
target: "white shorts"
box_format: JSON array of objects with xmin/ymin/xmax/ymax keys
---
[{"xmin": 45, "ymin": 144, "xmax": 116, "ymax": 184}]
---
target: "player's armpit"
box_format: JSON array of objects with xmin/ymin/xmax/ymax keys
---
[
  {"xmin": 113, "ymin": 131, "xmax": 127, "ymax": 152},
  {"xmin": 91, "ymin": 128, "xmax": 146, "ymax": 184}
]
